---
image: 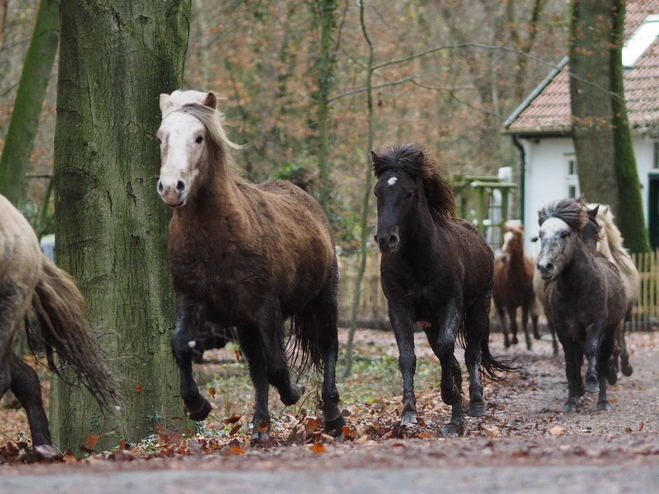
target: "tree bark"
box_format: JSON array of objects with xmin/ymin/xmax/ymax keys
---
[
  {"xmin": 51, "ymin": 0, "xmax": 192, "ymax": 453},
  {"xmin": 312, "ymin": 0, "xmax": 337, "ymax": 216},
  {"xmin": 0, "ymin": 0, "xmax": 59, "ymax": 206},
  {"xmin": 610, "ymin": 0, "xmax": 651, "ymax": 253},
  {"xmin": 569, "ymin": 0, "xmax": 649, "ymax": 252}
]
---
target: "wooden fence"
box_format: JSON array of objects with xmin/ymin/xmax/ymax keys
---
[
  {"xmin": 338, "ymin": 250, "xmax": 659, "ymax": 331},
  {"xmin": 630, "ymin": 249, "xmax": 659, "ymax": 331}
]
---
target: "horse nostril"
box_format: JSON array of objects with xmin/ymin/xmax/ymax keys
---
[
  {"xmin": 157, "ymin": 180, "xmax": 164, "ymax": 194},
  {"xmin": 388, "ymin": 234, "xmax": 399, "ymax": 247},
  {"xmin": 545, "ymin": 262, "xmax": 554, "ymax": 272},
  {"xmin": 176, "ymin": 180, "xmax": 186, "ymax": 192}
]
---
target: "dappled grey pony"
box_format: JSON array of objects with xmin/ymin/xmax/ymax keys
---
[{"xmin": 536, "ymin": 198, "xmax": 626, "ymax": 412}]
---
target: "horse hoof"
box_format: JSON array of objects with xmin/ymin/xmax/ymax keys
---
[
  {"xmin": 607, "ymin": 366, "xmax": 618, "ymax": 386},
  {"xmin": 562, "ymin": 402, "xmax": 577, "ymax": 413},
  {"xmin": 622, "ymin": 365, "xmax": 633, "ymax": 377},
  {"xmin": 585, "ymin": 379, "xmax": 599, "ymax": 394},
  {"xmin": 469, "ymin": 402, "xmax": 486, "ymax": 417},
  {"xmin": 281, "ymin": 383, "xmax": 305, "ymax": 406},
  {"xmin": 251, "ymin": 431, "xmax": 271, "ymax": 444},
  {"xmin": 443, "ymin": 422, "xmax": 464, "ymax": 436},
  {"xmin": 512, "ymin": 336, "xmax": 519, "ymax": 345},
  {"xmin": 400, "ymin": 411, "xmax": 418, "ymax": 425},
  {"xmin": 185, "ymin": 399, "xmax": 212, "ymax": 421},
  {"xmin": 598, "ymin": 400, "xmax": 611, "ymax": 411},
  {"xmin": 324, "ymin": 413, "xmax": 346, "ymax": 437},
  {"xmin": 34, "ymin": 444, "xmax": 59, "ymax": 460},
  {"xmin": 533, "ymin": 331, "xmax": 542, "ymax": 341}
]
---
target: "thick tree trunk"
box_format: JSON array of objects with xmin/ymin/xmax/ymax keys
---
[
  {"xmin": 569, "ymin": 0, "xmax": 649, "ymax": 253},
  {"xmin": 51, "ymin": 0, "xmax": 191, "ymax": 453},
  {"xmin": 0, "ymin": 0, "xmax": 59, "ymax": 206},
  {"xmin": 610, "ymin": 0, "xmax": 651, "ymax": 253},
  {"xmin": 569, "ymin": 0, "xmax": 619, "ymax": 212},
  {"xmin": 313, "ymin": 0, "xmax": 337, "ymax": 216}
]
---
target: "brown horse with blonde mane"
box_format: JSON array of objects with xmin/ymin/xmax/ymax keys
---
[
  {"xmin": 156, "ymin": 90, "xmax": 344, "ymax": 442},
  {"xmin": 0, "ymin": 195, "xmax": 117, "ymax": 459}
]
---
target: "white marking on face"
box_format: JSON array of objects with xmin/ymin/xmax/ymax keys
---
[
  {"xmin": 387, "ymin": 177, "xmax": 398, "ymax": 187},
  {"xmin": 501, "ymin": 231, "xmax": 513, "ymax": 252}
]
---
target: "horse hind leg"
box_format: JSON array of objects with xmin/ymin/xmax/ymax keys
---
[
  {"xmin": 171, "ymin": 301, "xmax": 212, "ymax": 421},
  {"xmin": 618, "ymin": 324, "xmax": 633, "ymax": 377},
  {"xmin": 8, "ymin": 354, "xmax": 58, "ymax": 459}
]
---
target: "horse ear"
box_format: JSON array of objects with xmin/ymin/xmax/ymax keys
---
[
  {"xmin": 159, "ymin": 93, "xmax": 173, "ymax": 116},
  {"xmin": 203, "ymin": 92, "xmax": 217, "ymax": 109},
  {"xmin": 588, "ymin": 204, "xmax": 599, "ymax": 221},
  {"xmin": 370, "ymin": 151, "xmax": 383, "ymax": 176}
]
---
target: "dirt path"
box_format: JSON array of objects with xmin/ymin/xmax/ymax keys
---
[{"xmin": 1, "ymin": 329, "xmax": 659, "ymax": 488}]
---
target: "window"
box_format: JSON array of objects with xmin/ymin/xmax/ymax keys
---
[
  {"xmin": 654, "ymin": 141, "xmax": 659, "ymax": 170},
  {"xmin": 564, "ymin": 153, "xmax": 579, "ymax": 198}
]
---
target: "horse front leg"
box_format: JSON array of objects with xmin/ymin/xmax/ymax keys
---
[
  {"xmin": 597, "ymin": 329, "xmax": 616, "ymax": 411},
  {"xmin": 584, "ymin": 321, "xmax": 607, "ymax": 394},
  {"xmin": 495, "ymin": 304, "xmax": 510, "ymax": 348},
  {"xmin": 464, "ymin": 289, "xmax": 491, "ymax": 418},
  {"xmin": 171, "ymin": 300, "xmax": 211, "ymax": 421},
  {"xmin": 389, "ymin": 306, "xmax": 418, "ymax": 425},
  {"xmin": 507, "ymin": 305, "xmax": 520, "ymax": 346},
  {"xmin": 557, "ymin": 330, "xmax": 584, "ymax": 412},
  {"xmin": 520, "ymin": 306, "xmax": 533, "ymax": 350}
]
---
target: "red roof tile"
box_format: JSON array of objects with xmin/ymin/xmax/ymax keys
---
[{"xmin": 506, "ymin": 0, "xmax": 659, "ymax": 134}]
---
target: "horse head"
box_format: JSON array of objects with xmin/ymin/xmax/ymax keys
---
[
  {"xmin": 536, "ymin": 198, "xmax": 588, "ymax": 280},
  {"xmin": 156, "ymin": 90, "xmax": 240, "ymax": 207},
  {"xmin": 371, "ymin": 144, "xmax": 454, "ymax": 254}
]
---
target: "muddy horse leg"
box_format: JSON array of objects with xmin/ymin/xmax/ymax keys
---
[
  {"xmin": 389, "ymin": 306, "xmax": 418, "ymax": 425},
  {"xmin": 597, "ymin": 331, "xmax": 615, "ymax": 411},
  {"xmin": 8, "ymin": 354, "xmax": 58, "ymax": 459},
  {"xmin": 584, "ymin": 321, "xmax": 607, "ymax": 394},
  {"xmin": 558, "ymin": 331, "xmax": 585, "ymax": 412},
  {"xmin": 171, "ymin": 299, "xmax": 212, "ymax": 421},
  {"xmin": 428, "ymin": 300, "xmax": 464, "ymax": 436},
  {"xmin": 463, "ymin": 290, "xmax": 491, "ymax": 418},
  {"xmin": 307, "ymin": 287, "xmax": 344, "ymax": 435}
]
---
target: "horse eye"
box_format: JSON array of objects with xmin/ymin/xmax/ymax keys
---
[
  {"xmin": 156, "ymin": 137, "xmax": 162, "ymax": 144},
  {"xmin": 561, "ymin": 230, "xmax": 570, "ymax": 238},
  {"xmin": 405, "ymin": 191, "xmax": 414, "ymax": 199},
  {"xmin": 195, "ymin": 136, "xmax": 204, "ymax": 144}
]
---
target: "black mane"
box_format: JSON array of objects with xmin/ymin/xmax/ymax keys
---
[{"xmin": 371, "ymin": 143, "xmax": 456, "ymax": 222}]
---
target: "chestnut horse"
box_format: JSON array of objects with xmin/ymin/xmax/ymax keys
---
[
  {"xmin": 536, "ymin": 198, "xmax": 626, "ymax": 412},
  {"xmin": 372, "ymin": 144, "xmax": 514, "ymax": 436},
  {"xmin": 0, "ymin": 195, "xmax": 116, "ymax": 459},
  {"xmin": 493, "ymin": 223, "xmax": 540, "ymax": 350},
  {"xmin": 156, "ymin": 90, "xmax": 344, "ymax": 442}
]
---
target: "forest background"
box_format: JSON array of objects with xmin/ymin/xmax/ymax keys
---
[{"xmin": 0, "ymin": 0, "xmax": 569, "ymax": 252}]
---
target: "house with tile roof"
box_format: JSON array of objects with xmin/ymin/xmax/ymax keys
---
[{"xmin": 504, "ymin": 0, "xmax": 659, "ymax": 253}]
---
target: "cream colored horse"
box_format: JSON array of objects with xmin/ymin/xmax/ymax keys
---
[{"xmin": 0, "ymin": 195, "xmax": 116, "ymax": 459}]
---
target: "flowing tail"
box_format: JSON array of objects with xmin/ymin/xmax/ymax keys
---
[
  {"xmin": 29, "ymin": 254, "xmax": 118, "ymax": 410},
  {"xmin": 480, "ymin": 336, "xmax": 518, "ymax": 381}
]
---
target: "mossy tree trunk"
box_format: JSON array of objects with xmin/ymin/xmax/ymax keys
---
[
  {"xmin": 0, "ymin": 0, "xmax": 59, "ymax": 206},
  {"xmin": 51, "ymin": 0, "xmax": 192, "ymax": 453},
  {"xmin": 569, "ymin": 0, "xmax": 650, "ymax": 253}
]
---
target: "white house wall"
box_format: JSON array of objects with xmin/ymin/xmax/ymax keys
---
[{"xmin": 521, "ymin": 135, "xmax": 655, "ymax": 256}]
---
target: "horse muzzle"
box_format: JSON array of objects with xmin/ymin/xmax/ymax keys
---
[
  {"xmin": 536, "ymin": 260, "xmax": 557, "ymax": 280},
  {"xmin": 157, "ymin": 178, "xmax": 187, "ymax": 207},
  {"xmin": 374, "ymin": 227, "xmax": 400, "ymax": 254}
]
